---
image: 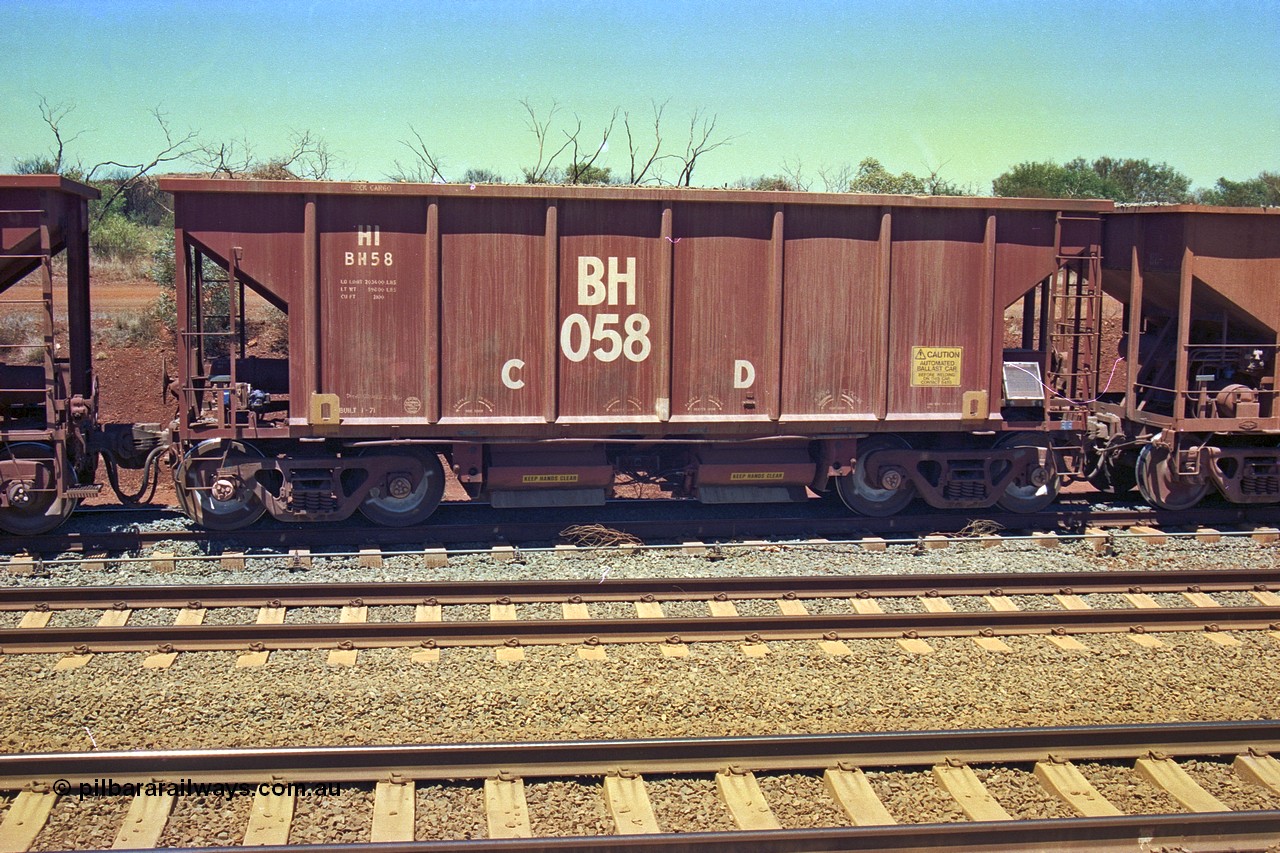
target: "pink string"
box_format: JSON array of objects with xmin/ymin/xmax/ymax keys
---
[{"xmin": 1007, "ymin": 357, "xmax": 1124, "ymax": 407}]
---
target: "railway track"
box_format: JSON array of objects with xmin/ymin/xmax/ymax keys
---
[
  {"xmin": 1, "ymin": 721, "xmax": 1278, "ymax": 850},
  {"xmin": 7, "ymin": 498, "xmax": 1280, "ymax": 559},
  {"xmin": 2, "ymin": 568, "xmax": 1277, "ymax": 659}
]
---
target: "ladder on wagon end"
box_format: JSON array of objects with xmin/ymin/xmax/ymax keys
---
[
  {"xmin": 0, "ymin": 207, "xmax": 60, "ymax": 433},
  {"xmin": 1044, "ymin": 212, "xmax": 1104, "ymax": 418},
  {"xmin": 177, "ymin": 246, "xmax": 244, "ymax": 430}
]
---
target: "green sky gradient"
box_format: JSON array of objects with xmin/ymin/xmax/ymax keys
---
[{"xmin": 1, "ymin": 0, "xmax": 1276, "ymax": 191}]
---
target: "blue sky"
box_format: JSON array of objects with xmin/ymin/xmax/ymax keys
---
[{"xmin": 1, "ymin": 0, "xmax": 1276, "ymax": 190}]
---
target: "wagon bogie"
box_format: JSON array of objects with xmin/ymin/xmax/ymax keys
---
[
  {"xmin": 829, "ymin": 432, "xmax": 1068, "ymax": 515},
  {"xmin": 171, "ymin": 439, "xmax": 450, "ymax": 529}
]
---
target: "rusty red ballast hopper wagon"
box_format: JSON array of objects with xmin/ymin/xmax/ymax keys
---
[
  {"xmin": 0, "ymin": 176, "xmax": 102, "ymax": 534},
  {"xmin": 1091, "ymin": 206, "xmax": 1280, "ymax": 509},
  {"xmin": 154, "ymin": 179, "xmax": 1110, "ymax": 529}
]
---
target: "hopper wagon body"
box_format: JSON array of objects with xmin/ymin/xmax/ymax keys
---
[
  {"xmin": 154, "ymin": 179, "xmax": 1110, "ymax": 529},
  {"xmin": 0, "ymin": 176, "xmax": 102, "ymax": 534}
]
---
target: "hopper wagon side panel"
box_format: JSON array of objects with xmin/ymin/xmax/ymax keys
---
[
  {"xmin": 779, "ymin": 204, "xmax": 883, "ymax": 422},
  {"xmin": 438, "ymin": 197, "xmax": 548, "ymax": 424},
  {"xmin": 557, "ymin": 199, "xmax": 668, "ymax": 423},
  {"xmin": 886, "ymin": 207, "xmax": 991, "ymax": 420},
  {"xmin": 319, "ymin": 196, "xmax": 429, "ymax": 422},
  {"xmin": 670, "ymin": 202, "xmax": 776, "ymax": 426}
]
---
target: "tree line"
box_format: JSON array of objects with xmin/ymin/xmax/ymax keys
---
[{"xmin": 9, "ymin": 95, "xmax": 1277, "ymax": 259}]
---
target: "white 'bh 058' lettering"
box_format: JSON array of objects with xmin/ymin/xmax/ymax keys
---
[{"xmin": 560, "ymin": 256, "xmax": 652, "ymax": 364}]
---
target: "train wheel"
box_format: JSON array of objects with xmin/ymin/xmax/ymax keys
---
[
  {"xmin": 993, "ymin": 432, "xmax": 1060, "ymax": 513},
  {"xmin": 835, "ymin": 435, "xmax": 916, "ymax": 517},
  {"xmin": 175, "ymin": 439, "xmax": 267, "ymax": 530},
  {"xmin": 0, "ymin": 443, "xmax": 77, "ymax": 535},
  {"xmin": 1085, "ymin": 437, "xmax": 1138, "ymax": 496},
  {"xmin": 357, "ymin": 448, "xmax": 445, "ymax": 526},
  {"xmin": 1135, "ymin": 436, "xmax": 1209, "ymax": 511}
]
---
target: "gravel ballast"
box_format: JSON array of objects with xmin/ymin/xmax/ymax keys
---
[
  {"xmin": 645, "ymin": 777, "xmax": 738, "ymax": 833},
  {"xmin": 524, "ymin": 779, "xmax": 614, "ymax": 837},
  {"xmin": 866, "ymin": 770, "xmax": 967, "ymax": 824},
  {"xmin": 7, "ymin": 529, "xmax": 1277, "ymax": 591},
  {"xmin": 156, "ymin": 793, "xmax": 253, "ymax": 848},
  {"xmin": 414, "ymin": 782, "xmax": 486, "ymax": 840},
  {"xmin": 3, "ymin": 530, "xmax": 1278, "ymax": 845},
  {"xmin": 31, "ymin": 795, "xmax": 131, "ymax": 851},
  {"xmin": 1075, "ymin": 762, "xmax": 1186, "ymax": 815},
  {"xmin": 3, "ymin": 633, "xmax": 1277, "ymax": 753}
]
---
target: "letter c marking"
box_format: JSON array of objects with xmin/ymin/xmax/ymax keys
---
[{"xmin": 502, "ymin": 358, "xmax": 526, "ymax": 390}]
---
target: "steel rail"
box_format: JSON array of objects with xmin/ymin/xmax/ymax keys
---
[
  {"xmin": 1, "ymin": 567, "xmax": 1277, "ymax": 611},
  {"xmin": 13, "ymin": 723, "xmax": 1280, "ymax": 852},
  {"xmin": 2, "ymin": 605, "xmax": 1278, "ymax": 654},
  {"xmin": 8, "ymin": 501, "xmax": 1279, "ymax": 556},
  {"xmin": 3, "ymin": 721, "xmax": 1276, "ymax": 784},
  {"xmin": 104, "ymin": 814, "xmax": 1280, "ymax": 853}
]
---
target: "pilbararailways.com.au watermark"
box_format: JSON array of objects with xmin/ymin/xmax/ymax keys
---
[{"xmin": 54, "ymin": 779, "xmax": 342, "ymax": 799}]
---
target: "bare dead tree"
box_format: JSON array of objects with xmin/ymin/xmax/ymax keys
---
[
  {"xmin": 389, "ymin": 126, "xmax": 446, "ymax": 183},
  {"xmin": 817, "ymin": 162, "xmax": 854, "ymax": 192},
  {"xmin": 781, "ymin": 158, "xmax": 811, "ymax": 191},
  {"xmin": 674, "ymin": 109, "xmax": 734, "ymax": 187},
  {"xmin": 85, "ymin": 107, "xmax": 198, "ymax": 221},
  {"xmin": 37, "ymin": 96, "xmax": 85, "ymax": 174},
  {"xmin": 13, "ymin": 96, "xmax": 87, "ymax": 174},
  {"xmin": 191, "ymin": 129, "xmax": 336, "ymax": 180},
  {"xmin": 190, "ymin": 134, "xmax": 256, "ymax": 178},
  {"xmin": 269, "ymin": 130, "xmax": 335, "ymax": 180},
  {"xmin": 919, "ymin": 157, "xmax": 968, "ymax": 195},
  {"xmin": 520, "ymin": 98, "xmax": 574, "ymax": 183},
  {"xmin": 563, "ymin": 108, "xmax": 618, "ymax": 184},
  {"xmin": 624, "ymin": 99, "xmax": 671, "ymax": 185}
]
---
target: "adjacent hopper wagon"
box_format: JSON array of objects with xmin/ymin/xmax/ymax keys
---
[
  {"xmin": 1091, "ymin": 206, "xmax": 1280, "ymax": 509},
  {"xmin": 154, "ymin": 179, "xmax": 1110, "ymax": 528},
  {"xmin": 0, "ymin": 176, "xmax": 101, "ymax": 533}
]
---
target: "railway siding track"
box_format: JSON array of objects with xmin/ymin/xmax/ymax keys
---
[
  {"xmin": 1, "ymin": 569, "xmax": 1278, "ymax": 659},
  {"xmin": 1, "ymin": 722, "xmax": 1278, "ymax": 850}
]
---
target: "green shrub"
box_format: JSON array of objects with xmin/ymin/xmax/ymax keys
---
[
  {"xmin": 0, "ymin": 315, "xmax": 43, "ymax": 364},
  {"xmin": 96, "ymin": 310, "xmax": 163, "ymax": 348},
  {"xmin": 148, "ymin": 243, "xmax": 233, "ymax": 356},
  {"xmin": 90, "ymin": 213, "xmax": 154, "ymax": 263}
]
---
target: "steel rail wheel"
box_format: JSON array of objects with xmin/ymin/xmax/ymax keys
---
[
  {"xmin": 0, "ymin": 442, "xmax": 77, "ymax": 535},
  {"xmin": 993, "ymin": 431, "xmax": 1061, "ymax": 513},
  {"xmin": 1136, "ymin": 434, "xmax": 1210, "ymax": 511},
  {"xmin": 357, "ymin": 448, "xmax": 445, "ymax": 526},
  {"xmin": 836, "ymin": 435, "xmax": 916, "ymax": 517},
  {"xmin": 175, "ymin": 439, "xmax": 267, "ymax": 530}
]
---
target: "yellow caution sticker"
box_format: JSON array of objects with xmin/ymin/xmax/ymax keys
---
[
  {"xmin": 522, "ymin": 474, "xmax": 580, "ymax": 484},
  {"xmin": 911, "ymin": 346, "xmax": 963, "ymax": 387},
  {"xmin": 729, "ymin": 472, "xmax": 785, "ymax": 481}
]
